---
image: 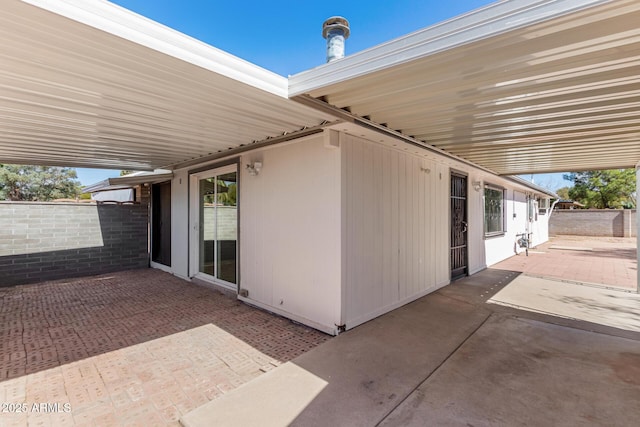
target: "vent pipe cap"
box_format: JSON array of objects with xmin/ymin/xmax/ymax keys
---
[{"xmin": 322, "ymin": 16, "xmax": 350, "ymax": 62}]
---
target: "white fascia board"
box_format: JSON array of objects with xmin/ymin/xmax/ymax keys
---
[
  {"xmin": 21, "ymin": 0, "xmax": 289, "ymax": 97},
  {"xmin": 81, "ymin": 179, "xmax": 112, "ymax": 194},
  {"xmin": 289, "ymin": 0, "xmax": 612, "ymax": 97},
  {"xmin": 81, "ymin": 171, "xmax": 173, "ymax": 193},
  {"xmin": 108, "ymin": 172, "xmax": 174, "ymax": 186}
]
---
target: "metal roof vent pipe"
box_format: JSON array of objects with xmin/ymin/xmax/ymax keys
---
[{"xmin": 323, "ymin": 16, "xmax": 350, "ymax": 62}]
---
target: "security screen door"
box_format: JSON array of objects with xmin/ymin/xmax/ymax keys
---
[
  {"xmin": 190, "ymin": 165, "xmax": 237, "ymax": 289},
  {"xmin": 450, "ymin": 173, "xmax": 468, "ymax": 280}
]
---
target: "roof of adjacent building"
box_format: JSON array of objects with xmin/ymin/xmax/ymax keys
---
[{"xmin": 82, "ymin": 170, "xmax": 173, "ymax": 193}]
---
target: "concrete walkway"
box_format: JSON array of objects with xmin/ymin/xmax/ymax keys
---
[
  {"xmin": 489, "ymin": 274, "xmax": 640, "ymax": 332},
  {"xmin": 183, "ymin": 269, "xmax": 640, "ymax": 426},
  {"xmin": 493, "ymin": 236, "xmax": 637, "ymax": 290}
]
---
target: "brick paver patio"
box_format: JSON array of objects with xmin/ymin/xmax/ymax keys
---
[
  {"xmin": 0, "ymin": 269, "xmax": 330, "ymax": 426},
  {"xmin": 493, "ymin": 236, "xmax": 637, "ymax": 290}
]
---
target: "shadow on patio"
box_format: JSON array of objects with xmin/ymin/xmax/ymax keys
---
[{"xmin": 0, "ymin": 269, "xmax": 329, "ymax": 425}]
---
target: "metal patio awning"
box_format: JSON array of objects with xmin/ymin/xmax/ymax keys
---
[
  {"xmin": 290, "ymin": 0, "xmax": 640, "ymax": 175},
  {"xmin": 0, "ymin": 0, "xmax": 336, "ymax": 171},
  {"xmin": 2, "ymin": 0, "xmax": 639, "ymax": 176}
]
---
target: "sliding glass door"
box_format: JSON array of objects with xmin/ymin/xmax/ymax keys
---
[{"xmin": 191, "ymin": 165, "xmax": 237, "ymax": 289}]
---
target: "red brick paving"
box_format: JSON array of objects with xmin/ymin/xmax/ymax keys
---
[
  {"xmin": 493, "ymin": 236, "xmax": 637, "ymax": 290},
  {"xmin": 0, "ymin": 269, "xmax": 330, "ymax": 426}
]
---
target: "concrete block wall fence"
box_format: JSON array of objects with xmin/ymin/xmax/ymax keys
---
[
  {"xmin": 550, "ymin": 209, "xmax": 637, "ymax": 237},
  {"xmin": 0, "ymin": 199, "xmax": 149, "ymax": 287}
]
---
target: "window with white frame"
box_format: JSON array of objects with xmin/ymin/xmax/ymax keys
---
[
  {"xmin": 484, "ymin": 185, "xmax": 505, "ymax": 237},
  {"xmin": 538, "ymin": 197, "xmax": 549, "ymax": 215}
]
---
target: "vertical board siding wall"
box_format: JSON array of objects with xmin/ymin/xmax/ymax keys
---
[
  {"xmin": 169, "ymin": 169, "xmax": 189, "ymax": 279},
  {"xmin": 343, "ymin": 135, "xmax": 449, "ymax": 329},
  {"xmin": 240, "ymin": 136, "xmax": 342, "ymax": 334},
  {"xmin": 166, "ymin": 131, "xmax": 553, "ymax": 334},
  {"xmin": 466, "ymin": 175, "xmax": 486, "ymax": 275}
]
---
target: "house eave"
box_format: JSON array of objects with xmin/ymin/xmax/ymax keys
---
[
  {"xmin": 289, "ymin": 0, "xmax": 611, "ymax": 97},
  {"xmin": 82, "ymin": 171, "xmax": 174, "ymax": 193}
]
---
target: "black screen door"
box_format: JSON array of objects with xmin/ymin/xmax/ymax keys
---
[{"xmin": 450, "ymin": 173, "xmax": 468, "ymax": 280}]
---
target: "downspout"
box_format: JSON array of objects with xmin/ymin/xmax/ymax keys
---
[
  {"xmin": 548, "ymin": 198, "xmax": 560, "ymax": 219},
  {"xmin": 526, "ymin": 193, "xmax": 532, "ymax": 247},
  {"xmin": 547, "ymin": 197, "xmax": 560, "ymax": 244}
]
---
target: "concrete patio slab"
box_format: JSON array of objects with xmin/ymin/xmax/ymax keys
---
[
  {"xmin": 493, "ymin": 236, "xmax": 637, "ymax": 290},
  {"xmin": 489, "ymin": 274, "xmax": 640, "ymax": 332},
  {"xmin": 381, "ymin": 315, "xmax": 640, "ymax": 427},
  {"xmin": 549, "ymin": 245, "xmax": 593, "ymax": 251},
  {"xmin": 291, "ymin": 293, "xmax": 493, "ymax": 427},
  {"xmin": 4, "ymin": 263, "xmax": 639, "ymax": 426},
  {"xmin": 181, "ymin": 281, "xmax": 497, "ymax": 426},
  {"xmin": 181, "ymin": 362, "xmax": 328, "ymax": 427},
  {"xmin": 182, "ymin": 268, "xmax": 640, "ymax": 427}
]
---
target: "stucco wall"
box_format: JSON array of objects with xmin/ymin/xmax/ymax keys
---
[
  {"xmin": 550, "ymin": 209, "xmax": 636, "ymax": 237},
  {"xmin": 170, "ymin": 134, "xmax": 342, "ymax": 334},
  {"xmin": 239, "ymin": 135, "xmax": 342, "ymax": 334},
  {"xmin": 0, "ymin": 201, "xmax": 149, "ymax": 286},
  {"xmin": 165, "ymin": 130, "xmax": 552, "ymax": 335}
]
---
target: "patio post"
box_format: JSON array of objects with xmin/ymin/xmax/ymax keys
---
[{"xmin": 637, "ymin": 163, "xmax": 640, "ymax": 293}]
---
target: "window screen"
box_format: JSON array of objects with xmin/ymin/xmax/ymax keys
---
[{"xmin": 484, "ymin": 186, "xmax": 505, "ymax": 236}]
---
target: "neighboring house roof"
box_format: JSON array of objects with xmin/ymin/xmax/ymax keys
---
[
  {"xmin": 82, "ymin": 171, "xmax": 174, "ymax": 193},
  {"xmin": 1, "ymin": 0, "xmax": 639, "ymax": 176},
  {"xmin": 557, "ymin": 199, "xmax": 586, "ymax": 207}
]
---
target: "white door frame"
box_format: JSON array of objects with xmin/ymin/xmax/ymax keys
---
[{"xmin": 189, "ymin": 164, "xmax": 238, "ymax": 292}]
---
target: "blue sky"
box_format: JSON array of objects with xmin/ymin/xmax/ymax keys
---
[{"xmin": 77, "ymin": 0, "xmax": 572, "ymax": 190}]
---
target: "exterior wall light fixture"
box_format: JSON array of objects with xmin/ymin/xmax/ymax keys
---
[{"xmin": 246, "ymin": 161, "xmax": 262, "ymax": 176}]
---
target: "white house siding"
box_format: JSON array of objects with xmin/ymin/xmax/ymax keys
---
[
  {"xmin": 340, "ymin": 132, "xmax": 553, "ymax": 329},
  {"xmin": 484, "ymin": 189, "xmax": 523, "ymax": 267},
  {"xmin": 530, "ymin": 201, "xmax": 550, "ymax": 246},
  {"xmin": 481, "ymin": 186, "xmax": 553, "ymax": 267},
  {"xmin": 164, "ymin": 130, "xmax": 551, "ymax": 335},
  {"xmin": 466, "ymin": 172, "xmax": 487, "ymax": 275},
  {"xmin": 239, "ymin": 135, "xmax": 342, "ymax": 334},
  {"xmin": 342, "ymin": 134, "xmax": 449, "ymax": 329},
  {"xmin": 171, "ymin": 169, "xmax": 190, "ymax": 280}
]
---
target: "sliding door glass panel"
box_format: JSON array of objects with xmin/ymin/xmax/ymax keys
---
[
  {"xmin": 216, "ymin": 172, "xmax": 237, "ymax": 284},
  {"xmin": 199, "ymin": 177, "xmax": 216, "ymax": 276},
  {"xmin": 195, "ymin": 167, "xmax": 237, "ymax": 286}
]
